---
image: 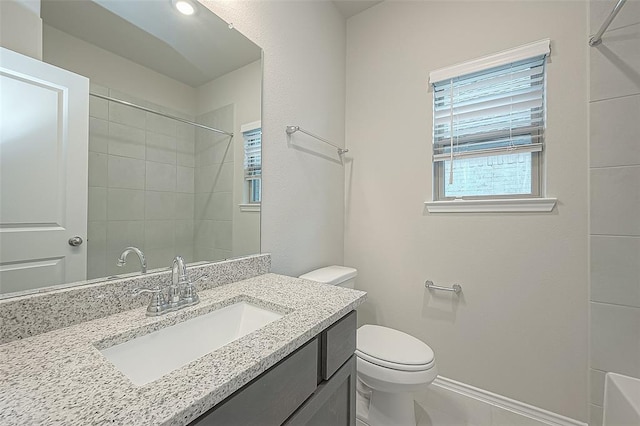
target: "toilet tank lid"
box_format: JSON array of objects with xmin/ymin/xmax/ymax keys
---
[{"xmin": 299, "ymin": 265, "xmax": 357, "ymax": 285}]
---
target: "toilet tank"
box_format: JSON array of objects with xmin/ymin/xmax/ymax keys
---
[{"xmin": 299, "ymin": 266, "xmax": 357, "ymax": 289}]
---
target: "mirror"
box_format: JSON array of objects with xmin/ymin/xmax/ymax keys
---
[{"xmin": 0, "ymin": 0, "xmax": 262, "ymax": 297}]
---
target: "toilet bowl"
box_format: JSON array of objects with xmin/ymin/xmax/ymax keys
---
[{"xmin": 299, "ymin": 266, "xmax": 438, "ymax": 426}]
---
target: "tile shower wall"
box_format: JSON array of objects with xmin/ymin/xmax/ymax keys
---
[
  {"xmin": 87, "ymin": 83, "xmax": 197, "ymax": 278},
  {"xmin": 588, "ymin": 1, "xmax": 640, "ymax": 424},
  {"xmin": 194, "ymin": 104, "xmax": 234, "ymax": 262}
]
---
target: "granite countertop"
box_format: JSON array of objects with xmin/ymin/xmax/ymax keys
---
[{"xmin": 0, "ymin": 273, "xmax": 367, "ymax": 425}]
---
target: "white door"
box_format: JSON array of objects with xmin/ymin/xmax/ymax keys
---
[{"xmin": 0, "ymin": 47, "xmax": 89, "ymax": 294}]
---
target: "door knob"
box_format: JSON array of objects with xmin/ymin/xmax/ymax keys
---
[{"xmin": 68, "ymin": 236, "xmax": 83, "ymax": 246}]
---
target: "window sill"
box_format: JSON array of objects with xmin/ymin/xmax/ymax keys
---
[
  {"xmin": 424, "ymin": 198, "xmax": 557, "ymax": 213},
  {"xmin": 239, "ymin": 203, "xmax": 261, "ymax": 212}
]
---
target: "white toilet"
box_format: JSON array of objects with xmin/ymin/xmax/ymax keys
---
[{"xmin": 299, "ymin": 266, "xmax": 437, "ymax": 426}]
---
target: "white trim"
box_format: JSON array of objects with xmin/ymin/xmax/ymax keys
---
[
  {"xmin": 433, "ymin": 376, "xmax": 587, "ymax": 426},
  {"xmin": 239, "ymin": 203, "xmax": 261, "ymax": 212},
  {"xmin": 425, "ymin": 198, "xmax": 557, "ymax": 213},
  {"xmin": 241, "ymin": 120, "xmax": 261, "ymax": 133},
  {"xmin": 429, "ymin": 39, "xmax": 551, "ymax": 84}
]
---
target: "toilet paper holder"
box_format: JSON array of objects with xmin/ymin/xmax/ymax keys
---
[{"xmin": 425, "ymin": 280, "xmax": 462, "ymax": 295}]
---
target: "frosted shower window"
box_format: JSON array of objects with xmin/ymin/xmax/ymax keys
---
[{"xmin": 430, "ymin": 45, "xmax": 548, "ymax": 200}]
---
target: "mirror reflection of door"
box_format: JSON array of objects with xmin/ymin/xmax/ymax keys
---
[
  {"xmin": 0, "ymin": 0, "xmax": 262, "ymax": 297},
  {"xmin": 0, "ymin": 47, "xmax": 89, "ymax": 293}
]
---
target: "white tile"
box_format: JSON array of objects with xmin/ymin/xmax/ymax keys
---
[
  {"xmin": 590, "ymin": 1, "xmax": 640, "ymax": 35},
  {"xmin": 109, "ymin": 101, "xmax": 146, "ymax": 129},
  {"xmin": 194, "ymin": 245, "xmax": 216, "ymax": 262},
  {"xmin": 590, "ymin": 167, "xmax": 640, "ymax": 236},
  {"xmin": 87, "ymin": 221, "xmax": 108, "ymax": 280},
  {"xmin": 145, "ymin": 247, "xmax": 176, "ymax": 270},
  {"xmin": 106, "ymin": 221, "xmax": 145, "ymax": 252},
  {"xmin": 590, "ymin": 404, "xmax": 603, "ymax": 426},
  {"xmin": 175, "ymin": 220, "xmax": 194, "ymax": 246},
  {"xmin": 591, "ymin": 236, "xmax": 640, "ymax": 307},
  {"xmin": 591, "ymin": 368, "xmax": 607, "ymax": 406},
  {"xmin": 194, "ymin": 193, "xmax": 232, "ymax": 221},
  {"xmin": 88, "ymin": 152, "xmax": 107, "ymax": 187},
  {"xmin": 146, "ymin": 113, "xmax": 176, "ymax": 137},
  {"xmin": 195, "ymin": 162, "xmax": 233, "ymax": 194},
  {"xmin": 89, "ymin": 117, "xmax": 109, "ymax": 154},
  {"xmin": 177, "ymin": 122, "xmax": 195, "ymax": 140},
  {"xmin": 146, "ymin": 132, "xmax": 176, "ymax": 165},
  {"xmin": 195, "ymin": 137, "xmax": 233, "ymax": 167},
  {"xmin": 590, "ymin": 302, "xmax": 640, "ymax": 376},
  {"xmin": 416, "ymin": 404, "xmax": 469, "ymax": 426},
  {"xmin": 195, "ymin": 163, "xmax": 234, "ymax": 193},
  {"xmin": 145, "ymin": 191, "xmax": 176, "ymax": 220},
  {"xmin": 144, "ymin": 220, "xmax": 174, "ymax": 250},
  {"xmin": 107, "ymin": 155, "xmax": 145, "ymax": 190},
  {"xmin": 88, "ymin": 220, "xmax": 107, "ymax": 245},
  {"xmin": 177, "ymin": 138, "xmax": 195, "ymax": 167},
  {"xmin": 195, "ymin": 165, "xmax": 215, "ymax": 194},
  {"xmin": 175, "ymin": 193, "xmax": 195, "ymax": 220},
  {"xmin": 213, "ymin": 220, "xmax": 232, "ymax": 250},
  {"xmin": 89, "ymin": 96, "xmax": 108, "ymax": 120},
  {"xmin": 490, "ymin": 407, "xmax": 548, "ymax": 426},
  {"xmin": 177, "ymin": 166, "xmax": 195, "ymax": 193},
  {"xmin": 108, "ymin": 122, "xmax": 146, "ymax": 160},
  {"xmin": 213, "ymin": 249, "xmax": 232, "ymax": 262},
  {"xmin": 590, "ymin": 23, "xmax": 640, "ymax": 101},
  {"xmin": 590, "ymin": 94, "xmax": 640, "ymax": 167},
  {"xmin": 107, "ymin": 189, "xmax": 145, "ymax": 220},
  {"xmin": 90, "ymin": 82, "xmax": 109, "ymax": 95},
  {"xmin": 88, "ymin": 187, "xmax": 107, "ymax": 221},
  {"xmin": 212, "ymin": 192, "xmax": 233, "ymax": 221},
  {"xmin": 194, "ymin": 220, "xmax": 215, "ymax": 248},
  {"xmin": 146, "ymin": 162, "xmax": 176, "ymax": 192}
]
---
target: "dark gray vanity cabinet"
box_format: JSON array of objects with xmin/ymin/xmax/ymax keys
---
[{"xmin": 191, "ymin": 311, "xmax": 357, "ymax": 426}]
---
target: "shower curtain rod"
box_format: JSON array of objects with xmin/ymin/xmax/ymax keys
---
[
  {"xmin": 589, "ymin": 0, "xmax": 627, "ymax": 46},
  {"xmin": 89, "ymin": 93, "xmax": 234, "ymax": 137}
]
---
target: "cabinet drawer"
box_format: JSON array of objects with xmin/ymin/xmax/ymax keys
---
[
  {"xmin": 192, "ymin": 338, "xmax": 318, "ymax": 426},
  {"xmin": 321, "ymin": 311, "xmax": 356, "ymax": 380}
]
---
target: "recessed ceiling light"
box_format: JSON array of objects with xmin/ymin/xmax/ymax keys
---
[{"xmin": 174, "ymin": 0, "xmax": 195, "ymax": 16}]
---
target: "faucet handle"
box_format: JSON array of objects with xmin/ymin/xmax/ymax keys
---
[
  {"xmin": 180, "ymin": 275, "xmax": 206, "ymax": 306},
  {"xmin": 133, "ymin": 287, "xmax": 167, "ymax": 316},
  {"xmin": 132, "ymin": 287, "xmax": 161, "ymax": 296}
]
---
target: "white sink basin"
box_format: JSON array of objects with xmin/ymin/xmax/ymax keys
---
[{"xmin": 99, "ymin": 301, "xmax": 283, "ymax": 386}]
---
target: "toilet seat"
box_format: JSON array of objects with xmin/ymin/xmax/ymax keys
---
[
  {"xmin": 357, "ymin": 325, "xmax": 435, "ymax": 372},
  {"xmin": 356, "ymin": 350, "xmax": 435, "ymax": 372}
]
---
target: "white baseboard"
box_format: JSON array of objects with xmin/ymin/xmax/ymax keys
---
[{"xmin": 432, "ymin": 376, "xmax": 588, "ymax": 426}]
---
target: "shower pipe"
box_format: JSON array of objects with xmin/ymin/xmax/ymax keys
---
[
  {"xmin": 89, "ymin": 93, "xmax": 234, "ymax": 137},
  {"xmin": 285, "ymin": 125, "xmax": 348, "ymax": 155},
  {"xmin": 589, "ymin": 0, "xmax": 627, "ymax": 46}
]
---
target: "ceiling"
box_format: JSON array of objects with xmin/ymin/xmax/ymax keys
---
[
  {"xmin": 40, "ymin": 0, "xmax": 262, "ymax": 88},
  {"xmin": 332, "ymin": 0, "xmax": 383, "ymax": 19}
]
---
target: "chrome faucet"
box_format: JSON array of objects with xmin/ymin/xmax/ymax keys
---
[
  {"xmin": 134, "ymin": 256, "xmax": 202, "ymax": 316},
  {"xmin": 117, "ymin": 247, "xmax": 147, "ymax": 274}
]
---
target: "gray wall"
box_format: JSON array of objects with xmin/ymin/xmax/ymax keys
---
[
  {"xmin": 588, "ymin": 0, "xmax": 640, "ymax": 424},
  {"xmin": 344, "ymin": 1, "xmax": 589, "ymax": 421},
  {"xmin": 203, "ymin": 0, "xmax": 347, "ymax": 277}
]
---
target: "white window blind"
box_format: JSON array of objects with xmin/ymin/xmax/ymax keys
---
[
  {"xmin": 432, "ymin": 55, "xmax": 546, "ymax": 165},
  {"xmin": 243, "ymin": 127, "xmax": 261, "ymax": 203}
]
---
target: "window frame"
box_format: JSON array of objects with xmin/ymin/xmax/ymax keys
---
[
  {"xmin": 241, "ymin": 121, "xmax": 262, "ymax": 209},
  {"xmin": 425, "ymin": 39, "xmax": 556, "ymax": 213}
]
